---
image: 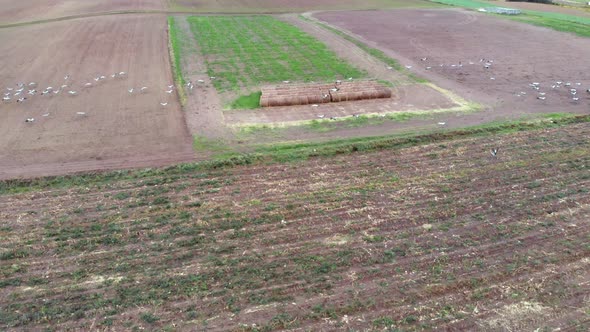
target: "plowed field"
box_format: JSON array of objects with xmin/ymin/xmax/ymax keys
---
[
  {"xmin": 1, "ymin": 121, "xmax": 589, "ymax": 330},
  {"xmin": 0, "ymin": 15, "xmax": 193, "ymax": 179}
]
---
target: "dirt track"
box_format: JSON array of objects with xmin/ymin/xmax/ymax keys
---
[
  {"xmin": 0, "ymin": 15, "xmax": 193, "ymax": 179},
  {"xmin": 315, "ymin": 9, "xmax": 590, "ymax": 117}
]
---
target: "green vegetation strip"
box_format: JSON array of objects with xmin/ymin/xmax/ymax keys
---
[
  {"xmin": 1, "ymin": 114, "xmax": 589, "ymax": 195},
  {"xmin": 185, "ymin": 15, "xmax": 366, "ymax": 106},
  {"xmin": 429, "ymin": 0, "xmax": 590, "ymax": 37},
  {"xmin": 167, "ymin": 17, "xmax": 186, "ymax": 103}
]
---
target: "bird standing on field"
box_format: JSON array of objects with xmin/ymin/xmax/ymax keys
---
[{"xmin": 490, "ymin": 148, "xmax": 498, "ymax": 157}]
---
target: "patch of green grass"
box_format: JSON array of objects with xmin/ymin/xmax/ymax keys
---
[
  {"xmin": 186, "ymin": 16, "xmax": 366, "ymax": 95},
  {"xmin": 167, "ymin": 17, "xmax": 186, "ymax": 102},
  {"xmin": 230, "ymin": 91, "xmax": 261, "ymax": 109},
  {"xmin": 510, "ymin": 14, "xmax": 590, "ymax": 38}
]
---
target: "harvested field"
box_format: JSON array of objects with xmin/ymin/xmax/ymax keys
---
[
  {"xmin": 314, "ymin": 9, "xmax": 590, "ymax": 116},
  {"xmin": 171, "ymin": 0, "xmax": 439, "ymax": 13},
  {"xmin": 260, "ymin": 81, "xmax": 391, "ymax": 107},
  {"xmin": 1, "ymin": 121, "xmax": 589, "ymax": 330},
  {"xmin": 0, "ymin": 15, "xmax": 194, "ymax": 180},
  {"xmin": 0, "ymin": 0, "xmax": 165, "ymax": 25}
]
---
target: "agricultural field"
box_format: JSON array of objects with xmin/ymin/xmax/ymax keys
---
[
  {"xmin": 0, "ymin": 0, "xmax": 165, "ymax": 25},
  {"xmin": 1, "ymin": 118, "xmax": 589, "ymax": 330},
  {"xmin": 314, "ymin": 9, "xmax": 590, "ymax": 119},
  {"xmin": 185, "ymin": 16, "xmax": 366, "ymax": 105},
  {"xmin": 0, "ymin": 15, "xmax": 194, "ymax": 179},
  {"xmin": 169, "ymin": 0, "xmax": 441, "ymax": 13}
]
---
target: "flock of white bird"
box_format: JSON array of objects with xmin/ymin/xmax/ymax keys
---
[
  {"xmin": 2, "ymin": 71, "xmax": 180, "ymax": 123},
  {"xmin": 400, "ymin": 57, "xmax": 589, "ymax": 104}
]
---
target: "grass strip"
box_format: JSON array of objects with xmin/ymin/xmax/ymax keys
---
[
  {"xmin": 167, "ymin": 16, "xmax": 186, "ymax": 104},
  {"xmin": 1, "ymin": 114, "xmax": 589, "ymax": 195}
]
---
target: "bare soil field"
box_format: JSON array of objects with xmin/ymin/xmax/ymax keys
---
[
  {"xmin": 0, "ymin": 15, "xmax": 193, "ymax": 180},
  {"xmin": 314, "ymin": 9, "xmax": 590, "ymax": 117},
  {"xmin": 1, "ymin": 121, "xmax": 589, "ymax": 330},
  {"xmin": 171, "ymin": 0, "xmax": 438, "ymax": 13},
  {"xmin": 0, "ymin": 0, "xmax": 165, "ymax": 25}
]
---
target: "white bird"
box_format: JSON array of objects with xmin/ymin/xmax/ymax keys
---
[
  {"xmin": 322, "ymin": 93, "xmax": 329, "ymax": 99},
  {"xmin": 46, "ymin": 87, "xmax": 53, "ymax": 90},
  {"xmin": 330, "ymin": 87, "xmax": 339, "ymax": 92},
  {"xmin": 84, "ymin": 83, "xmax": 92, "ymax": 87},
  {"xmin": 335, "ymin": 80, "xmax": 342, "ymax": 84},
  {"xmin": 128, "ymin": 88, "xmax": 134, "ymax": 93},
  {"xmin": 317, "ymin": 114, "xmax": 325, "ymax": 118},
  {"xmin": 531, "ymin": 82, "xmax": 540, "ymax": 86},
  {"xmin": 426, "ymin": 66, "xmax": 432, "ymax": 70},
  {"xmin": 386, "ymin": 66, "xmax": 393, "ymax": 70},
  {"xmin": 571, "ymin": 91, "xmax": 577, "ymax": 95},
  {"xmin": 140, "ymin": 87, "xmax": 148, "ymax": 91},
  {"xmin": 94, "ymin": 77, "xmax": 100, "ymax": 81},
  {"xmin": 119, "ymin": 72, "xmax": 126, "ymax": 76},
  {"xmin": 3, "ymin": 96, "xmax": 11, "ymax": 101},
  {"xmin": 53, "ymin": 90, "xmax": 60, "ymax": 94},
  {"xmin": 25, "ymin": 118, "xmax": 35, "ymax": 123},
  {"xmin": 28, "ymin": 90, "xmax": 36, "ymax": 95},
  {"xmin": 64, "ymin": 75, "xmax": 69, "ymax": 80},
  {"xmin": 165, "ymin": 89, "xmax": 173, "ymax": 94},
  {"xmin": 490, "ymin": 148, "xmax": 498, "ymax": 157},
  {"xmin": 538, "ymin": 92, "xmax": 546, "ymax": 96},
  {"xmin": 100, "ymin": 76, "xmax": 105, "ymax": 79},
  {"xmin": 61, "ymin": 85, "xmax": 68, "ymax": 88},
  {"xmin": 575, "ymin": 82, "xmax": 581, "ymax": 86},
  {"xmin": 311, "ymin": 104, "xmax": 319, "ymax": 107},
  {"xmin": 210, "ymin": 76, "xmax": 216, "ymax": 79},
  {"xmin": 41, "ymin": 90, "xmax": 49, "ymax": 95},
  {"xmin": 42, "ymin": 113, "xmax": 50, "ymax": 117},
  {"xmin": 111, "ymin": 74, "xmax": 117, "ymax": 78},
  {"xmin": 77, "ymin": 112, "xmax": 86, "ymax": 115},
  {"xmin": 197, "ymin": 79, "xmax": 204, "ymax": 83},
  {"xmin": 572, "ymin": 97, "xmax": 579, "ymax": 101},
  {"xmin": 282, "ymin": 80, "xmax": 290, "ymax": 84},
  {"xmin": 6, "ymin": 88, "xmax": 13, "ymax": 91},
  {"xmin": 405, "ymin": 65, "xmax": 412, "ymax": 69},
  {"xmin": 160, "ymin": 102, "xmax": 168, "ymax": 106},
  {"xmin": 420, "ymin": 57, "xmax": 427, "ymax": 61},
  {"xmin": 14, "ymin": 91, "xmax": 21, "ymax": 96},
  {"xmin": 167, "ymin": 85, "xmax": 174, "ymax": 89},
  {"xmin": 565, "ymin": 82, "xmax": 571, "ymax": 86},
  {"xmin": 438, "ymin": 122, "xmax": 446, "ymax": 125},
  {"xmin": 16, "ymin": 88, "xmax": 24, "ymax": 92},
  {"xmin": 556, "ymin": 81, "xmax": 563, "ymax": 85},
  {"xmin": 28, "ymin": 82, "xmax": 36, "ymax": 86},
  {"xmin": 490, "ymin": 77, "xmax": 495, "ymax": 80},
  {"xmin": 348, "ymin": 77, "xmax": 353, "ymax": 80},
  {"xmin": 537, "ymin": 96, "xmax": 546, "ymax": 100},
  {"xmin": 17, "ymin": 97, "xmax": 26, "ymax": 102},
  {"xmin": 68, "ymin": 90, "xmax": 77, "ymax": 95},
  {"xmin": 587, "ymin": 88, "xmax": 590, "ymax": 93},
  {"xmin": 3, "ymin": 92, "xmax": 10, "ymax": 96}
]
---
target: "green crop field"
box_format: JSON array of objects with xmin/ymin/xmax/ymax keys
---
[{"xmin": 185, "ymin": 16, "xmax": 365, "ymax": 100}]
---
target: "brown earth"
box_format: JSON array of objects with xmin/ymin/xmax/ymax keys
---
[
  {"xmin": 314, "ymin": 9, "xmax": 590, "ymax": 118},
  {"xmin": 1, "ymin": 121, "xmax": 588, "ymax": 330},
  {"xmin": 0, "ymin": 15, "xmax": 194, "ymax": 180},
  {"xmin": 0, "ymin": 0, "xmax": 165, "ymax": 25}
]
